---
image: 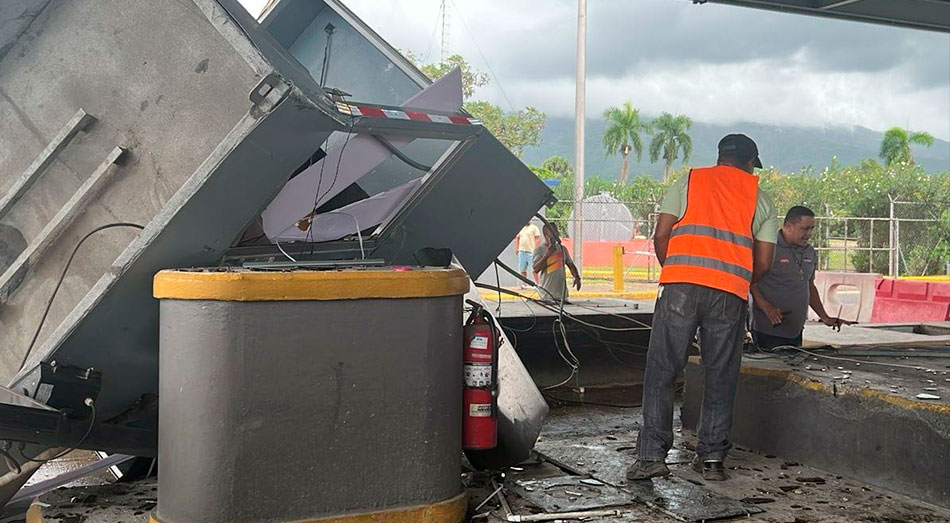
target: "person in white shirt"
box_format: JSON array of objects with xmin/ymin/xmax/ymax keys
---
[{"xmin": 513, "ymin": 222, "xmax": 542, "ymax": 287}]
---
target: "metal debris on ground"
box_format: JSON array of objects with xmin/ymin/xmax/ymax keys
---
[
  {"xmin": 507, "ymin": 475, "xmax": 632, "ymax": 513},
  {"xmin": 533, "ymin": 439, "xmax": 762, "ymax": 521},
  {"xmin": 506, "ymin": 508, "xmax": 622, "ymax": 522}
]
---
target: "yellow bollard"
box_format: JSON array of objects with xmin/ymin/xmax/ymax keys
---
[{"xmin": 613, "ymin": 245, "xmax": 625, "ymax": 292}]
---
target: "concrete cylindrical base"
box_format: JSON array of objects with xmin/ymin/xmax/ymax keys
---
[{"xmin": 153, "ymin": 268, "xmax": 469, "ymax": 523}]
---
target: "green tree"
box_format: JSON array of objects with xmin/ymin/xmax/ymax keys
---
[
  {"xmin": 879, "ymin": 127, "xmax": 935, "ymax": 167},
  {"xmin": 649, "ymin": 112, "xmax": 693, "ymax": 182},
  {"xmin": 542, "ymin": 155, "xmax": 573, "ymax": 178},
  {"xmin": 465, "ymin": 101, "xmax": 546, "ymax": 158},
  {"xmin": 403, "ymin": 51, "xmax": 546, "ymax": 157},
  {"xmin": 602, "ymin": 102, "xmax": 650, "ymax": 185},
  {"xmin": 403, "ymin": 52, "xmax": 489, "ymax": 99}
]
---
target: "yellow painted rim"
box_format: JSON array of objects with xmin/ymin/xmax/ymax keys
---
[
  {"xmin": 154, "ymin": 268, "xmax": 470, "ymax": 301},
  {"xmin": 480, "ymin": 288, "xmax": 657, "ymax": 301},
  {"xmin": 689, "ymin": 356, "xmax": 950, "ymax": 415},
  {"xmin": 149, "ymin": 492, "xmax": 467, "ymax": 523}
]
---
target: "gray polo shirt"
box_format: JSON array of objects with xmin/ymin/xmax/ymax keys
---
[{"xmin": 752, "ymin": 231, "xmax": 817, "ymax": 338}]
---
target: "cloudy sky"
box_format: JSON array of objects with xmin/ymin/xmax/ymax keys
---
[{"xmin": 242, "ymin": 0, "xmax": 950, "ymax": 141}]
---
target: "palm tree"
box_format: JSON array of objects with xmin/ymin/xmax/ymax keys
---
[
  {"xmin": 879, "ymin": 127, "xmax": 934, "ymax": 167},
  {"xmin": 602, "ymin": 102, "xmax": 649, "ymax": 185},
  {"xmin": 649, "ymin": 112, "xmax": 693, "ymax": 182}
]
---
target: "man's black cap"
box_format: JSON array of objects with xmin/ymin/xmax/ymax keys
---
[{"xmin": 718, "ymin": 133, "xmax": 763, "ymax": 169}]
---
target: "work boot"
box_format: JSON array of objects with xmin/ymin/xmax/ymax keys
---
[
  {"xmin": 691, "ymin": 456, "xmax": 728, "ymax": 481},
  {"xmin": 625, "ymin": 460, "xmax": 670, "ymax": 480}
]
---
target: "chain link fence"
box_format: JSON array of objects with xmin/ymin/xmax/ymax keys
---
[
  {"xmin": 552, "ymin": 198, "xmax": 949, "ymax": 283},
  {"xmin": 813, "ymin": 200, "xmax": 948, "ymax": 277},
  {"xmin": 547, "ymin": 198, "xmax": 660, "ymax": 284}
]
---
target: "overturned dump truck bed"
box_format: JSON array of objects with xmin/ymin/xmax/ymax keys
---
[{"xmin": 0, "ymin": 0, "xmax": 551, "ymax": 491}]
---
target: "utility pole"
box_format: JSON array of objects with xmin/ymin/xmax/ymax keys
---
[{"xmin": 573, "ymin": 0, "xmax": 586, "ymax": 269}]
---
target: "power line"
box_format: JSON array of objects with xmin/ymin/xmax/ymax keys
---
[
  {"xmin": 422, "ymin": 1, "xmax": 442, "ymax": 64},
  {"xmin": 448, "ymin": 0, "xmax": 515, "ymax": 111}
]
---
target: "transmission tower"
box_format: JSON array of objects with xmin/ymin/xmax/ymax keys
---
[{"xmin": 439, "ymin": 0, "xmax": 451, "ymax": 64}]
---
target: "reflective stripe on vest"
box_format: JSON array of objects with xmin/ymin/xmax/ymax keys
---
[
  {"xmin": 659, "ymin": 165, "xmax": 759, "ymax": 298},
  {"xmin": 669, "ymin": 224, "xmax": 754, "ymax": 250},
  {"xmin": 664, "ymin": 254, "xmax": 753, "ymax": 281}
]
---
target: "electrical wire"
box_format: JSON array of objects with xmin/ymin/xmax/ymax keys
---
[
  {"xmin": 320, "ymin": 211, "xmax": 365, "ymax": 259},
  {"xmin": 19, "ymin": 223, "xmax": 144, "ymax": 372},
  {"xmin": 493, "ymin": 260, "xmax": 502, "ymax": 316},
  {"xmin": 421, "ymin": 3, "xmax": 441, "ymax": 64},
  {"xmin": 372, "ymin": 135, "xmax": 433, "ymax": 172},
  {"xmin": 775, "ymin": 345, "xmax": 932, "ymax": 371},
  {"xmin": 475, "ymin": 279, "xmax": 648, "ymax": 334},
  {"xmin": 23, "ymin": 402, "xmax": 96, "ymax": 464},
  {"xmin": 308, "ymin": 114, "xmax": 358, "ymax": 256},
  {"xmin": 569, "ymin": 301, "xmax": 653, "ymax": 329},
  {"xmin": 542, "ymin": 392, "xmax": 642, "ymax": 410},
  {"xmin": 448, "ymin": 0, "xmax": 515, "ymax": 111},
  {"xmin": 0, "ymin": 447, "xmax": 21, "ymax": 474},
  {"xmin": 275, "ymin": 239, "xmax": 297, "ymax": 263},
  {"xmin": 318, "ymin": 129, "xmax": 355, "ymax": 205}
]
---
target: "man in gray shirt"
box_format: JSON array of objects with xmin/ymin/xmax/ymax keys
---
[{"xmin": 751, "ymin": 206, "xmax": 855, "ymax": 348}]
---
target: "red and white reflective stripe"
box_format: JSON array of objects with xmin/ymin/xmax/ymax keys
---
[{"xmin": 335, "ymin": 102, "xmax": 481, "ymax": 126}]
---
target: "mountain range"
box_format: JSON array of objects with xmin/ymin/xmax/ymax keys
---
[{"xmin": 521, "ymin": 117, "xmax": 950, "ymax": 179}]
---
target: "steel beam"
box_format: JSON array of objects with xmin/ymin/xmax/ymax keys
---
[
  {"xmin": 0, "ymin": 146, "xmax": 125, "ymax": 302},
  {"xmin": 0, "ymin": 109, "xmax": 96, "ymax": 221}
]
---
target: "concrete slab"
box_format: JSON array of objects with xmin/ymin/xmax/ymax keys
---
[
  {"xmin": 804, "ymin": 321, "xmax": 950, "ymax": 347},
  {"xmin": 683, "ymin": 352, "xmax": 950, "ymax": 507},
  {"xmin": 475, "ymin": 404, "xmax": 950, "ymax": 522}
]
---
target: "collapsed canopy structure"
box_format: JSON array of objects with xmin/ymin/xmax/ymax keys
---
[{"xmin": 694, "ymin": 0, "xmax": 950, "ymax": 33}]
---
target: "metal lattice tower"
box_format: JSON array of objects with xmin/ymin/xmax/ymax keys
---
[{"xmin": 439, "ymin": 0, "xmax": 450, "ymax": 64}]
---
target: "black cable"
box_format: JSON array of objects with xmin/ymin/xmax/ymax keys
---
[
  {"xmin": 493, "ymin": 261, "xmax": 502, "ymax": 316},
  {"xmin": 308, "ymin": 114, "xmax": 357, "ymax": 255},
  {"xmin": 542, "ymin": 392, "xmax": 642, "ymax": 409},
  {"xmin": 19, "ymin": 223, "xmax": 145, "ymax": 372},
  {"xmin": 372, "ymin": 135, "xmax": 433, "ymax": 171},
  {"xmin": 304, "ymin": 143, "xmax": 332, "ymax": 247},
  {"xmin": 1, "ymin": 447, "xmax": 22, "ymax": 474},
  {"xmin": 319, "ymin": 129, "xmax": 355, "ymax": 206},
  {"xmin": 23, "ymin": 403, "xmax": 96, "ymax": 464}
]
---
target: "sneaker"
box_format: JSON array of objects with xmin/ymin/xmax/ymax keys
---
[
  {"xmin": 625, "ymin": 460, "xmax": 670, "ymax": 480},
  {"xmin": 691, "ymin": 457, "xmax": 728, "ymax": 481}
]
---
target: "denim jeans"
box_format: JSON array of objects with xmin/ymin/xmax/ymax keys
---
[{"xmin": 636, "ymin": 283, "xmax": 748, "ymax": 462}]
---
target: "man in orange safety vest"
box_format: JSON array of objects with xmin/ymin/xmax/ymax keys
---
[{"xmin": 628, "ymin": 134, "xmax": 777, "ymax": 482}]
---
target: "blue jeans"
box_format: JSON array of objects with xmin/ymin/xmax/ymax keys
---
[
  {"xmin": 517, "ymin": 250, "xmax": 533, "ymax": 273},
  {"xmin": 636, "ymin": 283, "xmax": 747, "ymax": 462}
]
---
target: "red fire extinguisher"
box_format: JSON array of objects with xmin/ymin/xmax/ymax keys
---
[{"xmin": 462, "ymin": 301, "xmax": 498, "ymax": 450}]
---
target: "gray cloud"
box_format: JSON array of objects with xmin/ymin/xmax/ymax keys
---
[{"xmin": 302, "ymin": 0, "xmax": 950, "ymax": 139}]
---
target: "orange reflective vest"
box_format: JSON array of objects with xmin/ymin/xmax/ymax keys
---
[{"xmin": 659, "ymin": 165, "xmax": 759, "ymax": 299}]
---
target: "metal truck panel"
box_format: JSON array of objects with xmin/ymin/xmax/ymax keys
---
[
  {"xmin": 1, "ymin": 0, "xmax": 342, "ymax": 417},
  {"xmin": 0, "ymin": 0, "xmax": 550, "ymax": 476}
]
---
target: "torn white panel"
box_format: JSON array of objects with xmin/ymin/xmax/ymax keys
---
[
  {"xmin": 273, "ymin": 178, "xmax": 421, "ymax": 242},
  {"xmin": 260, "ymin": 68, "xmax": 462, "ymax": 240}
]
